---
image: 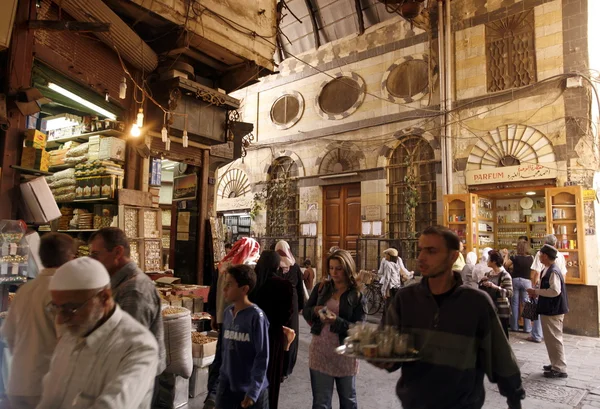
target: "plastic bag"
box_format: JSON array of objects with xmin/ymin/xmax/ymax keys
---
[{"xmin": 163, "ymin": 309, "xmax": 193, "ymax": 378}]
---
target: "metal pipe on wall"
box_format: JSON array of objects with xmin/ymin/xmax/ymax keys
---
[
  {"xmin": 445, "ymin": 0, "xmax": 454, "ymax": 194},
  {"xmin": 437, "ymin": 0, "xmax": 447, "ymax": 196}
]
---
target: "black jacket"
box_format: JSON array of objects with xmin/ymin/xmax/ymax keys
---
[
  {"xmin": 384, "ymin": 273, "xmax": 525, "ymax": 409},
  {"xmin": 302, "ymin": 280, "xmax": 366, "ymax": 344}
]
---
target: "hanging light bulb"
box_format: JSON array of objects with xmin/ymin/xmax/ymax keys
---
[
  {"xmin": 182, "ymin": 130, "xmax": 188, "ymax": 148},
  {"xmin": 165, "ymin": 137, "xmax": 171, "ymax": 151},
  {"xmin": 119, "ymin": 77, "xmax": 127, "ymax": 99},
  {"xmin": 130, "ymin": 123, "xmax": 141, "ymax": 137},
  {"xmin": 136, "ymin": 108, "xmax": 144, "ymax": 128},
  {"xmin": 161, "ymin": 126, "xmax": 168, "ymax": 143}
]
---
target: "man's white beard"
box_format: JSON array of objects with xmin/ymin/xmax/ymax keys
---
[{"xmin": 68, "ymin": 305, "xmax": 104, "ymax": 338}]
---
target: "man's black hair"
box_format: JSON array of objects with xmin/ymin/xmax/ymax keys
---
[
  {"xmin": 227, "ymin": 264, "xmax": 257, "ymax": 292},
  {"xmin": 422, "ymin": 225, "xmax": 460, "ymax": 251}
]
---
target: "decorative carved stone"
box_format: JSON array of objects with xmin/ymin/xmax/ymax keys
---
[{"xmin": 486, "ymin": 10, "xmax": 536, "ymax": 92}]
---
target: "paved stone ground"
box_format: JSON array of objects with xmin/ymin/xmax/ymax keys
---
[{"xmin": 187, "ymin": 314, "xmax": 600, "ymax": 409}]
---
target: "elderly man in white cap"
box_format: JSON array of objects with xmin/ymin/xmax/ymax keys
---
[{"xmin": 37, "ymin": 257, "xmax": 158, "ymax": 409}]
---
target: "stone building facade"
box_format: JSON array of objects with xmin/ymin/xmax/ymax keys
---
[{"xmin": 217, "ymin": 0, "xmax": 600, "ymax": 335}]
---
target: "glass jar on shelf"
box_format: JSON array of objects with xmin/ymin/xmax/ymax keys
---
[{"xmin": 0, "ymin": 220, "xmax": 30, "ymax": 282}]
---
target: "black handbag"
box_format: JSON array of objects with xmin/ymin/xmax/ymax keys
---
[{"xmin": 522, "ymin": 298, "xmax": 538, "ymax": 321}]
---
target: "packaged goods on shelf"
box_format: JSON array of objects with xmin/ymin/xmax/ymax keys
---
[
  {"xmin": 0, "ymin": 220, "xmax": 30, "ymax": 280},
  {"xmin": 77, "ymin": 244, "xmax": 90, "ymax": 258},
  {"xmin": 52, "ymin": 168, "xmax": 76, "ymax": 181},
  {"xmin": 23, "ymin": 129, "xmax": 47, "ymax": 149},
  {"xmin": 49, "ymin": 149, "xmax": 69, "ymax": 167},
  {"xmin": 65, "ymin": 142, "xmax": 89, "ymax": 157},
  {"xmin": 99, "ymin": 137, "xmax": 126, "ymax": 162}
]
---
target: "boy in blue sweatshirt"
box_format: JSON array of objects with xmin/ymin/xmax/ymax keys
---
[{"xmin": 217, "ymin": 264, "xmax": 270, "ymax": 409}]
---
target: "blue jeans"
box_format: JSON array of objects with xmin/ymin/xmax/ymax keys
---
[
  {"xmin": 530, "ymin": 281, "xmax": 543, "ymax": 341},
  {"xmin": 309, "ymin": 369, "xmax": 357, "ymax": 409},
  {"xmin": 510, "ymin": 277, "xmax": 532, "ymax": 332},
  {"xmin": 216, "ymin": 384, "xmax": 269, "ymax": 409}
]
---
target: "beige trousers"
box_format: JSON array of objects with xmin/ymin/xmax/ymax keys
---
[
  {"xmin": 8, "ymin": 395, "xmax": 40, "ymax": 409},
  {"xmin": 541, "ymin": 314, "xmax": 567, "ymax": 373}
]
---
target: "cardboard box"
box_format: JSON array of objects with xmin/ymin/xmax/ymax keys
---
[
  {"xmin": 23, "ymin": 129, "xmax": 46, "ymax": 149},
  {"xmin": 21, "ymin": 147, "xmax": 49, "ymax": 171},
  {"xmin": 189, "ymin": 366, "xmax": 209, "ymax": 398},
  {"xmin": 99, "ymin": 137, "xmax": 126, "ymax": 162},
  {"xmin": 20, "ymin": 177, "xmax": 61, "ymax": 223},
  {"xmin": 191, "ymin": 335, "xmax": 217, "ymax": 358}
]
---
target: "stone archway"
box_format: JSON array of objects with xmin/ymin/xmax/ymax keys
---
[{"xmin": 316, "ymin": 141, "xmax": 367, "ymax": 175}]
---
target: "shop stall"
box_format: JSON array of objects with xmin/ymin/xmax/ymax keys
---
[{"xmin": 444, "ymin": 182, "xmax": 587, "ymax": 285}]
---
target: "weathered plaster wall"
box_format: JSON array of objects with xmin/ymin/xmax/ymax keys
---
[{"xmin": 133, "ymin": 0, "xmax": 277, "ymax": 70}]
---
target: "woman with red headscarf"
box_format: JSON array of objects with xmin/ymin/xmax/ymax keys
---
[
  {"xmin": 204, "ymin": 237, "xmax": 260, "ymax": 409},
  {"xmin": 275, "ymin": 240, "xmax": 304, "ymax": 379}
]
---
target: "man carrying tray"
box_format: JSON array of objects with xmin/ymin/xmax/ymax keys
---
[{"xmin": 373, "ymin": 226, "xmax": 525, "ymax": 409}]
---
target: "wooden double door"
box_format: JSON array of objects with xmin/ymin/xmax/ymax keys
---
[{"xmin": 323, "ymin": 184, "xmax": 361, "ymax": 273}]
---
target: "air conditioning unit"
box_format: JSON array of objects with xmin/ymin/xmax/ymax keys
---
[{"xmin": 0, "ymin": 0, "xmax": 18, "ymax": 51}]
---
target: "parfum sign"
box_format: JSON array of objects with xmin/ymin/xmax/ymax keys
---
[{"xmin": 465, "ymin": 164, "xmax": 557, "ymax": 185}]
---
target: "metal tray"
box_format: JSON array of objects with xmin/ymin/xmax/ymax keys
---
[{"xmin": 335, "ymin": 345, "xmax": 421, "ymax": 362}]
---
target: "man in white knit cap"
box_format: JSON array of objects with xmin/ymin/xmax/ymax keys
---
[{"xmin": 37, "ymin": 257, "xmax": 158, "ymax": 409}]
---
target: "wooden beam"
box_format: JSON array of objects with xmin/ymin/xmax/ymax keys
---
[
  {"xmin": 28, "ymin": 20, "xmax": 110, "ymax": 32},
  {"xmin": 1, "ymin": 0, "xmax": 36, "ymax": 220},
  {"xmin": 354, "ymin": 0, "xmax": 365, "ymax": 35},
  {"xmin": 304, "ymin": 0, "xmax": 321, "ymax": 49},
  {"xmin": 197, "ymin": 149, "xmax": 210, "ymax": 285}
]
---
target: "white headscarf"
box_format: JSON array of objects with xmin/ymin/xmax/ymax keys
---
[
  {"xmin": 472, "ymin": 247, "xmax": 493, "ymax": 283},
  {"xmin": 275, "ymin": 240, "xmax": 296, "ymax": 272},
  {"xmin": 466, "ymin": 252, "xmax": 477, "ymax": 266}
]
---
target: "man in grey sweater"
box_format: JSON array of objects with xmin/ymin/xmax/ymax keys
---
[{"xmin": 90, "ymin": 227, "xmax": 169, "ymax": 408}]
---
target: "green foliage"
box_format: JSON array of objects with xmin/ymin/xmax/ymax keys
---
[
  {"xmin": 402, "ymin": 157, "xmax": 419, "ymax": 238},
  {"xmin": 250, "ymin": 175, "xmax": 296, "ymax": 236}
]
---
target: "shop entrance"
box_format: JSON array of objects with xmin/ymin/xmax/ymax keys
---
[
  {"xmin": 443, "ymin": 184, "xmax": 586, "ymax": 284},
  {"xmin": 323, "ymin": 183, "xmax": 361, "ymax": 272}
]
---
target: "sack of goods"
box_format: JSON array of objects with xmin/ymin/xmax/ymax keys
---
[{"xmin": 162, "ymin": 307, "xmax": 193, "ymax": 379}]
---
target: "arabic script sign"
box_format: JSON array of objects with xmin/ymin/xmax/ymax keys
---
[{"xmin": 465, "ymin": 164, "xmax": 557, "ymax": 185}]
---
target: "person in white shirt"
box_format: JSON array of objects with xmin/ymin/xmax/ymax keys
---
[
  {"xmin": 527, "ymin": 234, "xmax": 567, "ymax": 343},
  {"xmin": 1, "ymin": 233, "xmax": 74, "ymax": 409},
  {"xmin": 38, "ymin": 257, "xmax": 158, "ymax": 409}
]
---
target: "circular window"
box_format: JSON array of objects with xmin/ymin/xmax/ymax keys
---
[
  {"xmin": 270, "ymin": 91, "xmax": 304, "ymax": 129},
  {"xmin": 387, "ymin": 60, "xmax": 428, "ymax": 98},
  {"xmin": 382, "ymin": 55, "xmax": 434, "ymax": 104},
  {"xmin": 315, "ymin": 72, "xmax": 366, "ymax": 120}
]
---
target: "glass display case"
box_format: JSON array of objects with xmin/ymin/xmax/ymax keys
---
[
  {"xmin": 545, "ymin": 186, "xmax": 586, "ymax": 284},
  {"xmin": 0, "ymin": 220, "xmax": 30, "ymax": 283}
]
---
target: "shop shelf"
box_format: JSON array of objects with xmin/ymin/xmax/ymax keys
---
[
  {"xmin": 46, "ymin": 129, "xmax": 124, "ymax": 149},
  {"xmin": 11, "ymin": 165, "xmax": 53, "ymax": 176},
  {"xmin": 551, "ymin": 220, "xmax": 577, "ymax": 223},
  {"xmin": 57, "ymin": 229, "xmax": 99, "ymax": 233},
  {"xmin": 73, "ymin": 198, "xmax": 116, "ymax": 203},
  {"xmin": 478, "ymin": 217, "xmax": 494, "ymax": 222},
  {"xmin": 448, "ymin": 221, "xmax": 467, "ymax": 225},
  {"xmin": 559, "ymin": 249, "xmax": 579, "ymax": 252},
  {"xmin": 551, "ymin": 205, "xmax": 577, "ymax": 208}
]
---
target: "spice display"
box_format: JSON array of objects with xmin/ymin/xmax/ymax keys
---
[
  {"xmin": 124, "ymin": 207, "xmax": 139, "ymax": 238},
  {"xmin": 130, "ymin": 241, "xmax": 140, "ymax": 265},
  {"xmin": 144, "ymin": 210, "xmax": 159, "ymax": 238},
  {"xmin": 162, "ymin": 209, "xmax": 171, "ymax": 227},
  {"xmin": 162, "ymin": 306, "xmax": 189, "ymax": 316},
  {"xmin": 144, "ymin": 240, "xmax": 161, "ymax": 271},
  {"xmin": 191, "ymin": 332, "xmax": 214, "ymax": 344}
]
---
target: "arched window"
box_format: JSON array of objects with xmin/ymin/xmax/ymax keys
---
[
  {"xmin": 388, "ymin": 136, "xmax": 437, "ymax": 238},
  {"xmin": 266, "ymin": 157, "xmax": 299, "ymax": 237}
]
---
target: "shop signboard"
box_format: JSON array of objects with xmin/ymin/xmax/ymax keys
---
[{"xmin": 465, "ymin": 164, "xmax": 557, "ymax": 186}]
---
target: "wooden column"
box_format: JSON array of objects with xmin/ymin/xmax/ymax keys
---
[
  {"xmin": 196, "ymin": 149, "xmax": 210, "ymax": 284},
  {"xmin": 0, "ymin": 0, "xmax": 36, "ymax": 220}
]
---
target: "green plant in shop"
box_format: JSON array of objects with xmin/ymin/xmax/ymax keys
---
[{"xmin": 403, "ymin": 157, "xmax": 419, "ymax": 239}]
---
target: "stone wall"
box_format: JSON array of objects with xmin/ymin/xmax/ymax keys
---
[{"xmin": 216, "ymin": 0, "xmax": 598, "ymax": 314}]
